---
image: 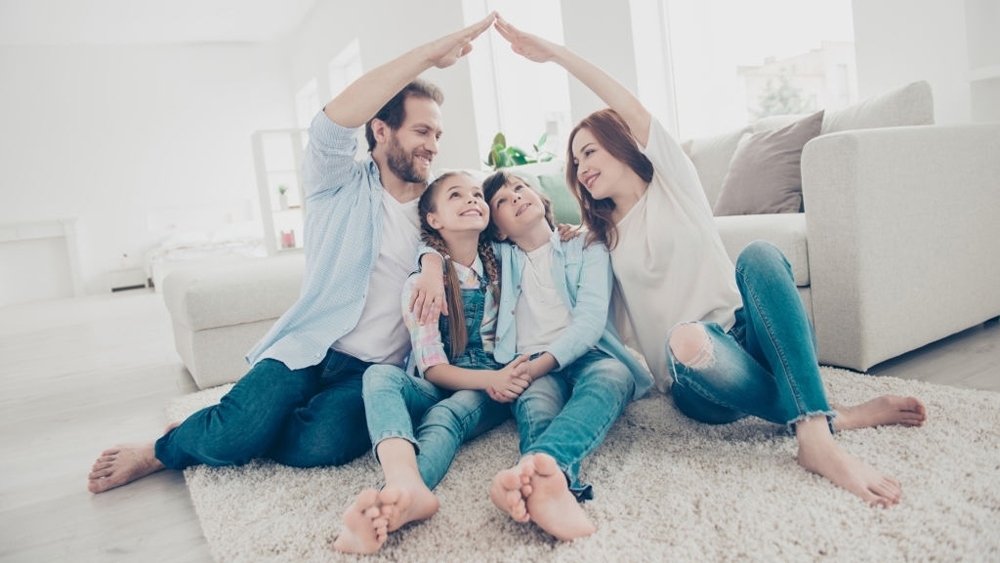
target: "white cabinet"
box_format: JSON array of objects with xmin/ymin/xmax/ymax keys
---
[{"xmin": 251, "ymin": 129, "xmax": 308, "ymax": 255}]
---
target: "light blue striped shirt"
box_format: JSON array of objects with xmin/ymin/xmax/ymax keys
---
[{"xmin": 246, "ymin": 111, "xmax": 412, "ymax": 370}]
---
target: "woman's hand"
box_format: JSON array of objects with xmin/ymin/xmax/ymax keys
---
[
  {"xmin": 423, "ymin": 12, "xmax": 497, "ymax": 69},
  {"xmin": 494, "ymin": 14, "xmax": 559, "ymax": 63},
  {"xmin": 486, "ymin": 355, "xmax": 531, "ymax": 403},
  {"xmin": 557, "ymin": 223, "xmax": 584, "ymax": 242}
]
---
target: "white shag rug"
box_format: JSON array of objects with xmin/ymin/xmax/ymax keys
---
[{"xmin": 166, "ymin": 367, "xmax": 1000, "ymax": 563}]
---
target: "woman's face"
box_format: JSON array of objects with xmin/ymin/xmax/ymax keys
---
[{"xmin": 571, "ymin": 127, "xmax": 629, "ymax": 201}]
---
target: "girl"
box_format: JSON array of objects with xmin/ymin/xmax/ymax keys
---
[
  {"xmin": 482, "ymin": 170, "xmax": 654, "ymax": 541},
  {"xmin": 333, "ymin": 171, "xmax": 531, "ymax": 554},
  {"xmin": 494, "ymin": 15, "xmax": 926, "ymax": 508}
]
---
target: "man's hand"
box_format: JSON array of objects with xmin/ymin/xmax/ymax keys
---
[{"xmin": 423, "ymin": 12, "xmax": 497, "ymax": 69}]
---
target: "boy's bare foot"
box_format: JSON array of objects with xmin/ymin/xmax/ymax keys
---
[
  {"xmin": 489, "ymin": 457, "xmax": 534, "ymax": 522},
  {"xmin": 796, "ymin": 416, "xmax": 901, "ymax": 507},
  {"xmin": 832, "ymin": 395, "xmax": 927, "ymax": 431},
  {"xmin": 378, "ymin": 482, "xmax": 439, "ymax": 532},
  {"xmin": 87, "ymin": 442, "xmax": 165, "ymax": 493},
  {"xmin": 333, "ymin": 489, "xmax": 389, "ymax": 554},
  {"xmin": 524, "ymin": 453, "xmax": 596, "ymax": 541}
]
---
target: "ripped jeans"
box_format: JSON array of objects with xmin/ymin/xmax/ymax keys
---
[{"xmin": 666, "ymin": 241, "xmax": 835, "ymax": 432}]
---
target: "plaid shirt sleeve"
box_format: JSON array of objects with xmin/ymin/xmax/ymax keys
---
[{"xmin": 401, "ymin": 275, "xmax": 449, "ymax": 376}]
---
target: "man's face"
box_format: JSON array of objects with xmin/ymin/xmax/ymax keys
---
[{"xmin": 383, "ymin": 97, "xmax": 443, "ymax": 184}]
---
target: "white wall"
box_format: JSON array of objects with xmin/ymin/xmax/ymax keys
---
[
  {"xmin": 0, "ymin": 43, "xmax": 294, "ymax": 296},
  {"xmin": 851, "ymin": 0, "xmax": 972, "ymax": 124},
  {"xmin": 283, "ymin": 0, "xmax": 481, "ymax": 172}
]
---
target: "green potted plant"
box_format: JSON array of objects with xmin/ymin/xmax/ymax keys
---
[
  {"xmin": 277, "ymin": 184, "xmax": 289, "ymax": 210},
  {"xmin": 485, "ymin": 132, "xmax": 555, "ymax": 170}
]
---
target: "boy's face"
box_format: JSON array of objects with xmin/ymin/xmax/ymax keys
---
[{"xmin": 488, "ymin": 179, "xmax": 546, "ymax": 241}]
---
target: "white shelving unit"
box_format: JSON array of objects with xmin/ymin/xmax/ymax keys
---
[{"xmin": 251, "ymin": 129, "xmax": 308, "ymax": 256}]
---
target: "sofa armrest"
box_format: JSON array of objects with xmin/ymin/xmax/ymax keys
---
[{"xmin": 801, "ymin": 123, "xmax": 1000, "ymax": 370}]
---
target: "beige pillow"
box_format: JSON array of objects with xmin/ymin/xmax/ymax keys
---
[
  {"xmin": 713, "ymin": 110, "xmax": 824, "ymax": 216},
  {"xmin": 822, "ymin": 80, "xmax": 934, "ymax": 134}
]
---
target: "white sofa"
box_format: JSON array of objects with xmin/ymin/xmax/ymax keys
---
[{"xmin": 163, "ymin": 81, "xmax": 1000, "ymax": 389}]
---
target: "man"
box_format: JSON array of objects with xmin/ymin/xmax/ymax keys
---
[{"xmin": 87, "ymin": 12, "xmax": 496, "ymax": 494}]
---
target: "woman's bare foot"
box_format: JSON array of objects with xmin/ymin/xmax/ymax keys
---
[
  {"xmin": 796, "ymin": 416, "xmax": 902, "ymax": 507},
  {"xmin": 333, "ymin": 489, "xmax": 389, "ymax": 554},
  {"xmin": 832, "ymin": 395, "xmax": 927, "ymax": 431},
  {"xmin": 489, "ymin": 457, "xmax": 534, "ymax": 523},
  {"xmin": 524, "ymin": 453, "xmax": 596, "ymax": 541},
  {"xmin": 87, "ymin": 442, "xmax": 165, "ymax": 493},
  {"xmin": 379, "ymin": 481, "xmax": 439, "ymax": 532}
]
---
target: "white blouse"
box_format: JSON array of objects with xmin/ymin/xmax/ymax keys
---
[{"xmin": 610, "ymin": 118, "xmax": 742, "ymax": 392}]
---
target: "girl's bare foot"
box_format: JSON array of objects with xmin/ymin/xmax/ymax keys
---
[
  {"xmin": 333, "ymin": 489, "xmax": 389, "ymax": 554},
  {"xmin": 524, "ymin": 453, "xmax": 596, "ymax": 541},
  {"xmin": 87, "ymin": 443, "xmax": 165, "ymax": 493},
  {"xmin": 832, "ymin": 395, "xmax": 927, "ymax": 431},
  {"xmin": 796, "ymin": 416, "xmax": 902, "ymax": 507},
  {"xmin": 379, "ymin": 482, "xmax": 439, "ymax": 532},
  {"xmin": 489, "ymin": 457, "xmax": 534, "ymax": 523}
]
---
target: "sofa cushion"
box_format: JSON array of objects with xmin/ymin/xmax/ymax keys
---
[
  {"xmin": 821, "ymin": 80, "xmax": 934, "ymax": 134},
  {"xmin": 680, "ymin": 125, "xmax": 752, "ymax": 207},
  {"xmin": 163, "ymin": 253, "xmax": 304, "ymax": 331},
  {"xmin": 713, "ymin": 110, "xmax": 824, "ymax": 216},
  {"xmin": 713, "ymin": 213, "xmax": 809, "ymax": 286}
]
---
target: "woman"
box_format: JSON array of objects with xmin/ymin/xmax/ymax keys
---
[{"xmin": 493, "ymin": 14, "xmax": 926, "ymax": 508}]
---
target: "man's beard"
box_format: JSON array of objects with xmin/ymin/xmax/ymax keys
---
[{"xmin": 386, "ymin": 134, "xmax": 429, "ymax": 184}]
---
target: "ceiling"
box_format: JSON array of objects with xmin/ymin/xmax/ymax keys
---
[{"xmin": 0, "ymin": 0, "xmax": 321, "ymax": 46}]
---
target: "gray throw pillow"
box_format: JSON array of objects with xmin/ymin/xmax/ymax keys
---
[{"xmin": 713, "ymin": 110, "xmax": 824, "ymax": 216}]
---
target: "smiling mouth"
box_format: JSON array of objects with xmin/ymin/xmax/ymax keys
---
[
  {"xmin": 460, "ymin": 209, "xmax": 483, "ymax": 217},
  {"xmin": 515, "ymin": 202, "xmax": 531, "ymax": 216}
]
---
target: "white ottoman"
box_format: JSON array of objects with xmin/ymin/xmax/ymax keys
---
[{"xmin": 162, "ymin": 253, "xmax": 305, "ymax": 389}]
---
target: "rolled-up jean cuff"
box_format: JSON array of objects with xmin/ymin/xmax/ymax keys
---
[
  {"xmin": 787, "ymin": 410, "xmax": 838, "ymax": 435},
  {"xmin": 371, "ymin": 431, "xmax": 418, "ymax": 463}
]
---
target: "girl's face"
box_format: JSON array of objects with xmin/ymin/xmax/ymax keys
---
[
  {"xmin": 571, "ymin": 127, "xmax": 630, "ymax": 201},
  {"xmin": 488, "ymin": 178, "xmax": 546, "ymax": 241},
  {"xmin": 425, "ymin": 174, "xmax": 490, "ymax": 234}
]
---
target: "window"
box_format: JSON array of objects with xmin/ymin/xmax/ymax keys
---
[
  {"xmin": 659, "ymin": 0, "xmax": 857, "ymax": 139},
  {"xmin": 463, "ymin": 0, "xmax": 571, "ymax": 167},
  {"xmin": 329, "ymin": 38, "xmax": 363, "ymax": 99}
]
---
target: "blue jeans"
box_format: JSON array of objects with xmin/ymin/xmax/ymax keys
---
[
  {"xmin": 155, "ymin": 349, "xmax": 372, "ymax": 469},
  {"xmin": 667, "ymin": 241, "xmax": 835, "ymax": 431},
  {"xmin": 363, "ymin": 365, "xmax": 510, "ymax": 489},
  {"xmin": 513, "ymin": 349, "xmax": 635, "ymax": 501}
]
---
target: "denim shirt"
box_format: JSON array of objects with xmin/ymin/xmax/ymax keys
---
[
  {"xmin": 493, "ymin": 233, "xmax": 654, "ymax": 400},
  {"xmin": 245, "ymin": 111, "xmax": 403, "ymax": 370}
]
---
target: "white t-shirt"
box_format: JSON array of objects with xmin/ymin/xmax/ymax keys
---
[
  {"xmin": 610, "ymin": 118, "xmax": 742, "ymax": 392},
  {"xmin": 515, "ymin": 242, "xmax": 572, "ymax": 356},
  {"xmin": 333, "ymin": 189, "xmax": 421, "ymax": 365}
]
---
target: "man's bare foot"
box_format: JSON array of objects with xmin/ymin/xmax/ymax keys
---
[
  {"xmin": 489, "ymin": 457, "xmax": 534, "ymax": 523},
  {"xmin": 333, "ymin": 489, "xmax": 389, "ymax": 554},
  {"xmin": 524, "ymin": 453, "xmax": 596, "ymax": 541},
  {"xmin": 87, "ymin": 442, "xmax": 165, "ymax": 493},
  {"xmin": 796, "ymin": 416, "xmax": 902, "ymax": 507},
  {"xmin": 832, "ymin": 395, "xmax": 927, "ymax": 431},
  {"xmin": 378, "ymin": 482, "xmax": 439, "ymax": 532}
]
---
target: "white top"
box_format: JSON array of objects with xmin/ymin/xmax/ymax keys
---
[
  {"xmin": 515, "ymin": 242, "xmax": 572, "ymax": 356},
  {"xmin": 333, "ymin": 190, "xmax": 421, "ymax": 365},
  {"xmin": 610, "ymin": 118, "xmax": 741, "ymax": 391}
]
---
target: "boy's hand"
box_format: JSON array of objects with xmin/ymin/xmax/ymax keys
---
[{"xmin": 486, "ymin": 355, "xmax": 531, "ymax": 402}]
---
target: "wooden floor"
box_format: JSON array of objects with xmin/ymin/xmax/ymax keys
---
[{"xmin": 0, "ymin": 290, "xmax": 997, "ymax": 563}]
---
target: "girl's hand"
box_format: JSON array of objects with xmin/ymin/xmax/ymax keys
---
[
  {"xmin": 487, "ymin": 355, "xmax": 531, "ymax": 402},
  {"xmin": 424, "ymin": 12, "xmax": 497, "ymax": 69},
  {"xmin": 410, "ymin": 268, "xmax": 447, "ymax": 325},
  {"xmin": 494, "ymin": 14, "xmax": 559, "ymax": 63}
]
